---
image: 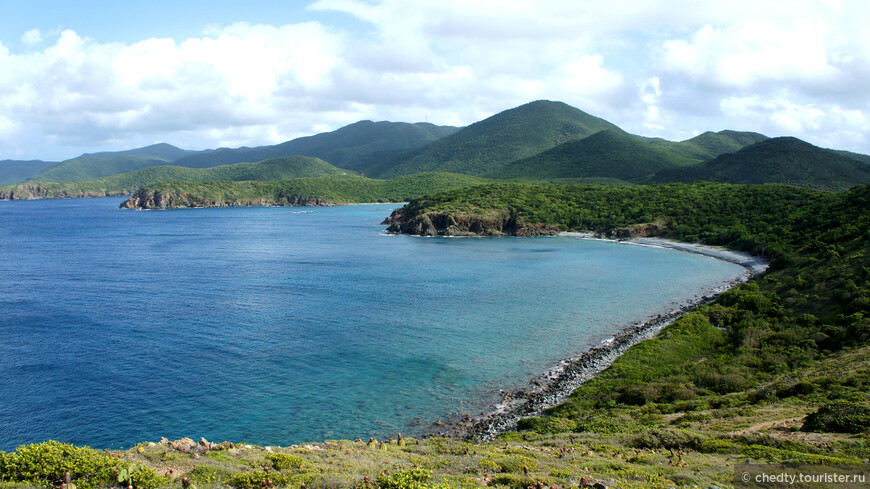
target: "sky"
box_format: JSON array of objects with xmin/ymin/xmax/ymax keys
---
[{"xmin": 1, "ymin": 0, "xmax": 869, "ymax": 161}]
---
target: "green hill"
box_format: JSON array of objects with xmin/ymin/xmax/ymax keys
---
[
  {"xmin": 28, "ymin": 143, "xmax": 195, "ymax": 182},
  {"xmin": 86, "ymin": 142, "xmax": 195, "ymax": 162},
  {"xmin": 29, "ymin": 154, "xmax": 170, "ymax": 182},
  {"xmin": 490, "ymin": 129, "xmax": 699, "ymax": 181},
  {"xmin": 170, "ymin": 121, "xmax": 459, "ymax": 171},
  {"xmin": 0, "ymin": 160, "xmax": 57, "ymax": 185},
  {"xmin": 0, "ymin": 156, "xmax": 348, "ymax": 200},
  {"xmin": 680, "ymin": 130, "xmax": 769, "ymax": 157},
  {"xmin": 364, "ymin": 100, "xmax": 625, "ymax": 178},
  {"xmin": 654, "ymin": 136, "xmax": 870, "ymax": 191}
]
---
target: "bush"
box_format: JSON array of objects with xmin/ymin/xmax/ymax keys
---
[
  {"xmin": 265, "ymin": 453, "xmax": 305, "ymax": 470},
  {"xmin": 0, "ymin": 441, "xmax": 127, "ymax": 489},
  {"xmin": 228, "ymin": 469, "xmax": 303, "ymax": 489},
  {"xmin": 376, "ymin": 469, "xmax": 449, "ymax": 489},
  {"xmin": 698, "ymin": 438, "xmax": 737, "ymax": 454},
  {"xmin": 629, "ymin": 428, "xmax": 707, "ymax": 450},
  {"xmin": 516, "ymin": 416, "xmax": 577, "ymax": 434},
  {"xmin": 187, "ymin": 465, "xmax": 234, "ymax": 485},
  {"xmin": 802, "ymin": 400, "xmax": 870, "ymax": 434},
  {"xmin": 489, "ymin": 473, "xmax": 535, "ymax": 489}
]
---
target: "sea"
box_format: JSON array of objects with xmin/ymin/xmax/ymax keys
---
[{"xmin": 0, "ymin": 198, "xmax": 746, "ymax": 450}]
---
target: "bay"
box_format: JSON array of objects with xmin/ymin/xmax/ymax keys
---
[{"xmin": 0, "ymin": 198, "xmax": 745, "ymax": 450}]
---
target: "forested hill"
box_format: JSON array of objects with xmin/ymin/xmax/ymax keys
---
[
  {"xmin": 363, "ymin": 100, "xmax": 624, "ymax": 178},
  {"xmin": 169, "ymin": 121, "xmax": 459, "ymax": 171},
  {"xmin": 653, "ymin": 136, "xmax": 870, "ymax": 191}
]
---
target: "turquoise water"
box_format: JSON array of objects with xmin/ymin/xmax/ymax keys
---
[{"xmin": 0, "ymin": 198, "xmax": 745, "ymax": 450}]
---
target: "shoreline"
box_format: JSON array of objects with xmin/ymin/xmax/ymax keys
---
[{"xmin": 427, "ymin": 235, "xmax": 769, "ymax": 441}]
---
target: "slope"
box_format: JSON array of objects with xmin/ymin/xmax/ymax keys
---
[
  {"xmin": 653, "ymin": 136, "xmax": 870, "ymax": 191},
  {"xmin": 490, "ymin": 129, "xmax": 699, "ymax": 181},
  {"xmin": 28, "ymin": 143, "xmax": 195, "ymax": 182},
  {"xmin": 364, "ymin": 100, "xmax": 625, "ymax": 178},
  {"xmin": 0, "ymin": 160, "xmax": 58, "ymax": 185},
  {"xmin": 0, "ymin": 156, "xmax": 348, "ymax": 200},
  {"xmin": 169, "ymin": 121, "xmax": 459, "ymax": 170},
  {"xmin": 86, "ymin": 142, "xmax": 196, "ymax": 162}
]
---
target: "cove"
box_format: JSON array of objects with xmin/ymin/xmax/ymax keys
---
[{"xmin": 0, "ymin": 198, "xmax": 747, "ymax": 450}]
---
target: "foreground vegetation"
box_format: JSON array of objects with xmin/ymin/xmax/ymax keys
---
[{"xmin": 2, "ymin": 183, "xmax": 868, "ymax": 488}]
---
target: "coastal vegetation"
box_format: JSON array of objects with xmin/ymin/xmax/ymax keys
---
[
  {"xmin": 0, "ymin": 156, "xmax": 350, "ymax": 200},
  {"xmin": 120, "ymin": 173, "xmax": 491, "ymax": 209}
]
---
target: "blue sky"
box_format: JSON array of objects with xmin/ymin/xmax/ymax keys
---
[
  {"xmin": 1, "ymin": 0, "xmax": 869, "ymax": 161},
  {"xmin": 0, "ymin": 1, "xmax": 363, "ymax": 46}
]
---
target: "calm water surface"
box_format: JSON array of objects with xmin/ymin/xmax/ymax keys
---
[{"xmin": 0, "ymin": 198, "xmax": 745, "ymax": 450}]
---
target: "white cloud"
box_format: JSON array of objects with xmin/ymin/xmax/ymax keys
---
[
  {"xmin": 21, "ymin": 29, "xmax": 43, "ymax": 45},
  {"xmin": 1, "ymin": 0, "xmax": 870, "ymax": 159}
]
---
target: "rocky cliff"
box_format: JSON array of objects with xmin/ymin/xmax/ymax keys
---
[
  {"xmin": 119, "ymin": 188, "xmax": 338, "ymax": 209},
  {"xmin": 381, "ymin": 206, "xmax": 561, "ymax": 237},
  {"xmin": 382, "ymin": 206, "xmax": 667, "ymax": 238}
]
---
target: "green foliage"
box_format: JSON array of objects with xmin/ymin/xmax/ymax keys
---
[
  {"xmin": 0, "ymin": 156, "xmax": 349, "ymax": 199},
  {"xmin": 740, "ymin": 445, "xmax": 860, "ymax": 464},
  {"xmin": 698, "ymin": 438, "xmax": 738, "ymax": 454},
  {"xmin": 515, "ymin": 417, "xmax": 577, "ymax": 434},
  {"xmin": 654, "ymin": 137, "xmax": 870, "ymax": 191},
  {"xmin": 491, "ymin": 129, "xmax": 699, "ymax": 182},
  {"xmin": 488, "ymin": 473, "xmax": 536, "ymax": 489},
  {"xmin": 0, "ymin": 160, "xmax": 56, "ymax": 185},
  {"xmin": 802, "ymin": 400, "xmax": 870, "ymax": 434},
  {"xmin": 0, "ymin": 441, "xmax": 164, "ymax": 489},
  {"xmin": 187, "ymin": 465, "xmax": 234, "ymax": 485},
  {"xmin": 227, "ymin": 469, "xmax": 302, "ymax": 489},
  {"xmin": 170, "ymin": 121, "xmax": 458, "ymax": 172},
  {"xmin": 375, "ymin": 469, "xmax": 449, "ymax": 489},
  {"xmin": 121, "ymin": 172, "xmax": 492, "ymax": 209},
  {"xmin": 365, "ymin": 100, "xmax": 623, "ymax": 178},
  {"xmin": 264, "ymin": 453, "xmax": 305, "ymax": 470},
  {"xmin": 30, "ymin": 155, "xmax": 169, "ymax": 182}
]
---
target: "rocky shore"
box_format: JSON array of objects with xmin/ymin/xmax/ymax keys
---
[{"xmin": 381, "ymin": 207, "xmax": 561, "ymax": 236}]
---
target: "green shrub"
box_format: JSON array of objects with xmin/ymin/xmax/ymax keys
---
[
  {"xmin": 629, "ymin": 428, "xmax": 707, "ymax": 450},
  {"xmin": 740, "ymin": 445, "xmax": 860, "ymax": 464},
  {"xmin": 228, "ymin": 469, "xmax": 299, "ymax": 489},
  {"xmin": 187, "ymin": 465, "xmax": 234, "ymax": 485},
  {"xmin": 376, "ymin": 469, "xmax": 449, "ymax": 489},
  {"xmin": 265, "ymin": 453, "xmax": 305, "ymax": 470},
  {"xmin": 491, "ymin": 456, "xmax": 537, "ymax": 473},
  {"xmin": 0, "ymin": 441, "xmax": 130, "ymax": 489},
  {"xmin": 489, "ymin": 473, "xmax": 535, "ymax": 489},
  {"xmin": 516, "ymin": 416, "xmax": 577, "ymax": 434},
  {"xmin": 698, "ymin": 438, "xmax": 737, "ymax": 454},
  {"xmin": 802, "ymin": 400, "xmax": 870, "ymax": 433}
]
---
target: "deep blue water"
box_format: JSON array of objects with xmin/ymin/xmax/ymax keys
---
[{"xmin": 0, "ymin": 198, "xmax": 745, "ymax": 450}]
